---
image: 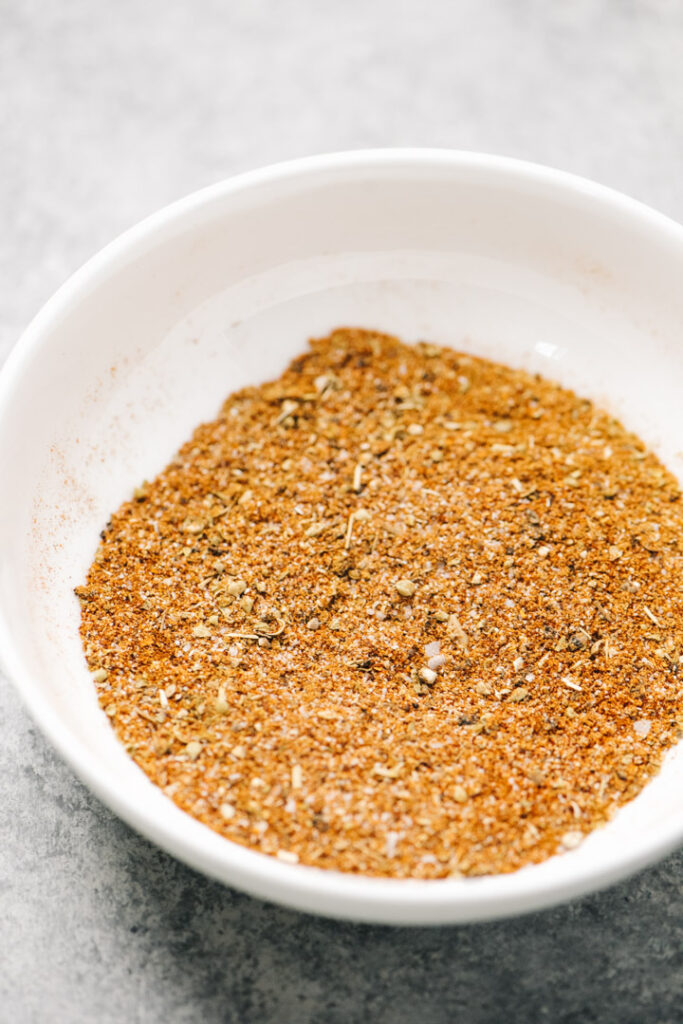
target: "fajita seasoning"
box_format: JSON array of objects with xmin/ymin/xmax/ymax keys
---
[{"xmin": 77, "ymin": 328, "xmax": 683, "ymax": 878}]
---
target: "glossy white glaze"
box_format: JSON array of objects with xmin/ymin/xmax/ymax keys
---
[{"xmin": 1, "ymin": 150, "xmax": 682, "ymax": 923}]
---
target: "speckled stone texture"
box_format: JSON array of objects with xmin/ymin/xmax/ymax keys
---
[{"xmin": 2, "ymin": 2, "xmax": 683, "ymax": 1021}]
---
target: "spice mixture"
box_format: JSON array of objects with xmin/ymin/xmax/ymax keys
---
[{"xmin": 77, "ymin": 328, "xmax": 683, "ymax": 878}]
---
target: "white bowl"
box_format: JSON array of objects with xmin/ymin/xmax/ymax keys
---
[{"xmin": 2, "ymin": 150, "xmax": 683, "ymax": 925}]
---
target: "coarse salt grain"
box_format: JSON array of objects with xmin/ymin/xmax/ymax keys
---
[
  {"xmin": 560, "ymin": 831, "xmax": 583, "ymax": 851},
  {"xmin": 385, "ymin": 831, "xmax": 400, "ymax": 858},
  {"xmin": 276, "ymin": 850, "xmax": 299, "ymax": 865}
]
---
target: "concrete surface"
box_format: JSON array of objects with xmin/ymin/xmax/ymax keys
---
[{"xmin": 1, "ymin": 1, "xmax": 683, "ymax": 1021}]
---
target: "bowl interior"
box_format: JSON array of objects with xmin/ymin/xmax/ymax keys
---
[{"xmin": 2, "ymin": 153, "xmax": 683, "ymax": 923}]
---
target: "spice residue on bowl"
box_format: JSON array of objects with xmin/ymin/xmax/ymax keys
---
[{"xmin": 76, "ymin": 328, "xmax": 683, "ymax": 878}]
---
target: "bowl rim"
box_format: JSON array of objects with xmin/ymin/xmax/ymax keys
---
[{"xmin": 2, "ymin": 147, "xmax": 683, "ymax": 924}]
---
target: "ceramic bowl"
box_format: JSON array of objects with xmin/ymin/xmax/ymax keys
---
[{"xmin": 2, "ymin": 150, "xmax": 683, "ymax": 924}]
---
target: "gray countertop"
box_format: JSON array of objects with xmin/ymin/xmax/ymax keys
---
[{"xmin": 2, "ymin": 2, "xmax": 682, "ymax": 1021}]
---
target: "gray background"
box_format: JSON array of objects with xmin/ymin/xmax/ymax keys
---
[{"xmin": 1, "ymin": 1, "xmax": 682, "ymax": 1021}]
